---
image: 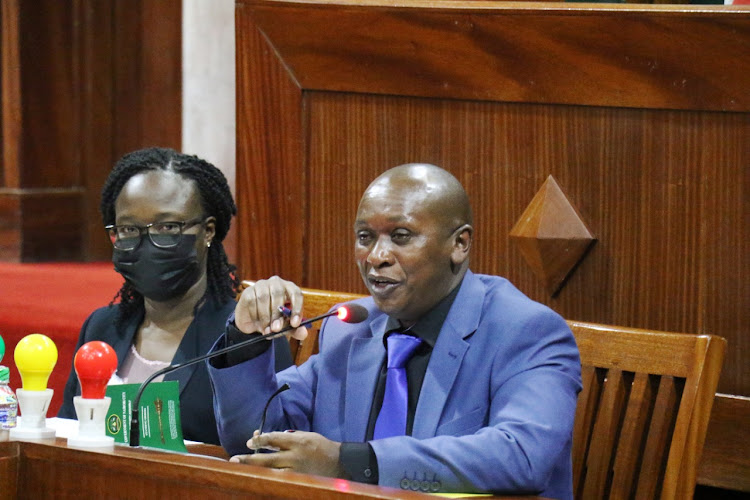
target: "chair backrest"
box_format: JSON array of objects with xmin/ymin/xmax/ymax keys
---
[
  {"xmin": 569, "ymin": 321, "xmax": 725, "ymax": 499},
  {"xmin": 238, "ymin": 282, "xmax": 726, "ymax": 498}
]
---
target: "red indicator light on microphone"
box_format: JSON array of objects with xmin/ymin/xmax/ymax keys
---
[{"xmin": 336, "ymin": 306, "xmax": 349, "ymax": 321}]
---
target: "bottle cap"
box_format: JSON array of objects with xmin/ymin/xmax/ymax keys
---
[{"xmin": 0, "ymin": 366, "xmax": 9, "ymax": 383}]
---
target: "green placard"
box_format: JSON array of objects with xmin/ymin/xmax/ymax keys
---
[{"xmin": 105, "ymin": 381, "xmax": 187, "ymax": 452}]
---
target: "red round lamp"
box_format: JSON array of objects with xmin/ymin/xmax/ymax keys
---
[{"xmin": 74, "ymin": 341, "xmax": 117, "ymax": 399}]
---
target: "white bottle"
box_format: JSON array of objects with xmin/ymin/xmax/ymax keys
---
[{"xmin": 0, "ymin": 365, "xmax": 18, "ymax": 441}]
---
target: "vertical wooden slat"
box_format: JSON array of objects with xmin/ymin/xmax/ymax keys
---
[
  {"xmin": 572, "ymin": 365, "xmax": 601, "ymax": 497},
  {"xmin": 634, "ymin": 375, "xmax": 682, "ymax": 498},
  {"xmin": 582, "ymin": 369, "xmax": 630, "ymax": 499},
  {"xmin": 609, "ymin": 372, "xmax": 658, "ymax": 499}
]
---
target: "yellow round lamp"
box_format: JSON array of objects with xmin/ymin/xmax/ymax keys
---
[{"xmin": 14, "ymin": 333, "xmax": 58, "ymax": 391}]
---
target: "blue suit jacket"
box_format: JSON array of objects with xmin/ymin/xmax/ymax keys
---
[{"xmin": 210, "ymin": 271, "xmax": 581, "ymax": 499}]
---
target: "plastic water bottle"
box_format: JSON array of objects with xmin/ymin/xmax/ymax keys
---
[{"xmin": 0, "ymin": 365, "xmax": 18, "ymax": 441}]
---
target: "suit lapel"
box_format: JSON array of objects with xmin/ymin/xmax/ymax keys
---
[
  {"xmin": 164, "ymin": 323, "xmax": 199, "ymax": 396},
  {"xmin": 343, "ymin": 315, "xmax": 388, "ymax": 442},
  {"xmin": 413, "ymin": 271, "xmax": 483, "ymax": 439}
]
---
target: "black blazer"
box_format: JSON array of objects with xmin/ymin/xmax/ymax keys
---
[{"xmin": 58, "ymin": 299, "xmax": 292, "ymax": 445}]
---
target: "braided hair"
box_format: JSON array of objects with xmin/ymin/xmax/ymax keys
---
[{"xmin": 101, "ymin": 147, "xmax": 239, "ymax": 325}]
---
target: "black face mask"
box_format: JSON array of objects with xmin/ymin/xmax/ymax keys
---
[{"xmin": 112, "ymin": 235, "xmax": 202, "ymax": 302}]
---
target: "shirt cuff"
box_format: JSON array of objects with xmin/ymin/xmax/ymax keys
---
[
  {"xmin": 209, "ymin": 312, "xmax": 272, "ymax": 368},
  {"xmin": 339, "ymin": 442, "xmax": 378, "ymax": 484}
]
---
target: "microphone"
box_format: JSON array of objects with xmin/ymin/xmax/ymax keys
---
[{"xmin": 128, "ymin": 303, "xmax": 368, "ymax": 447}]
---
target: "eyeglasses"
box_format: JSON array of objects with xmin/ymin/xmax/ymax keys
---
[{"xmin": 105, "ymin": 217, "xmax": 205, "ymax": 250}]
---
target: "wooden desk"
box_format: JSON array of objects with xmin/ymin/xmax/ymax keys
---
[
  {"xmin": 697, "ymin": 394, "xmax": 750, "ymax": 493},
  {"xmin": 0, "ymin": 438, "xmax": 540, "ymax": 499}
]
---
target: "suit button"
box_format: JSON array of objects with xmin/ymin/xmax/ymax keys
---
[
  {"xmin": 431, "ymin": 481, "xmax": 441, "ymax": 492},
  {"xmin": 400, "ymin": 478, "xmax": 411, "ymax": 490},
  {"xmin": 363, "ymin": 468, "xmax": 372, "ymax": 479},
  {"xmin": 420, "ymin": 480, "xmax": 430, "ymax": 492},
  {"xmin": 410, "ymin": 479, "xmax": 420, "ymax": 491}
]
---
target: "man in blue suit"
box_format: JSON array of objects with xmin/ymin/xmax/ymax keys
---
[{"xmin": 208, "ymin": 164, "xmax": 582, "ymax": 499}]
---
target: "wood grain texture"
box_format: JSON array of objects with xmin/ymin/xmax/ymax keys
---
[
  {"xmin": 113, "ymin": 0, "xmax": 182, "ymax": 154},
  {"xmin": 0, "ymin": 441, "xmax": 18, "ymax": 500},
  {"xmin": 235, "ymin": 2, "xmax": 749, "ymax": 490},
  {"xmin": 246, "ymin": 0, "xmax": 750, "ymax": 111},
  {"xmin": 697, "ymin": 394, "xmax": 750, "ymax": 491},
  {"xmin": 0, "ymin": 0, "xmax": 181, "ymax": 262},
  {"xmin": 0, "ymin": 189, "xmax": 84, "ymax": 261},
  {"xmin": 509, "ymin": 175, "xmax": 596, "ymax": 295},
  {"xmin": 75, "ymin": 1, "xmax": 116, "ymax": 260},
  {"xmin": 236, "ymin": 89, "xmax": 750, "ymax": 396},
  {"xmin": 301, "ymin": 93, "xmax": 749, "ymax": 395},
  {"xmin": 1, "ymin": 0, "xmax": 22, "ymax": 189},
  {"xmin": 236, "ymin": 1, "xmax": 305, "ymax": 281},
  {"xmin": 0, "ymin": 439, "xmax": 533, "ymax": 499}
]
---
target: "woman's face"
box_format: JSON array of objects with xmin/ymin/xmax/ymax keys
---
[{"xmin": 114, "ymin": 170, "xmax": 215, "ymax": 293}]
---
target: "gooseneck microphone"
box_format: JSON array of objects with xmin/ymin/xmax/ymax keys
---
[{"xmin": 128, "ymin": 303, "xmax": 368, "ymax": 447}]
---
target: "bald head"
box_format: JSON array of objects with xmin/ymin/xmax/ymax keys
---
[
  {"xmin": 361, "ymin": 163, "xmax": 473, "ymax": 232},
  {"xmin": 354, "ymin": 163, "xmax": 474, "ymax": 323}
]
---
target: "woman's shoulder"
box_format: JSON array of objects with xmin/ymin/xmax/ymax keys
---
[
  {"xmin": 84, "ymin": 304, "xmax": 120, "ymax": 323},
  {"xmin": 78, "ymin": 304, "xmax": 124, "ymax": 342}
]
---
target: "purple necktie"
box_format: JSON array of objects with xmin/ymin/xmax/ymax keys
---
[{"xmin": 373, "ymin": 333, "xmax": 422, "ymax": 439}]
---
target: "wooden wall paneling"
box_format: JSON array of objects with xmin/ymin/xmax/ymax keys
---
[
  {"xmin": 77, "ymin": 1, "xmax": 115, "ymax": 260},
  {"xmin": 236, "ymin": 0, "xmax": 749, "ymax": 396},
  {"xmin": 17, "ymin": 1, "xmax": 77, "ymax": 188},
  {"xmin": 112, "ymin": 0, "xmax": 182, "ymax": 155},
  {"xmin": 301, "ymin": 94, "xmax": 749, "ymax": 397},
  {"xmin": 235, "ymin": 2, "xmax": 749, "ymax": 491},
  {"xmin": 245, "ymin": 2, "xmax": 749, "ymax": 112},
  {"xmin": 0, "ymin": 0, "xmax": 20, "ymax": 261},
  {"xmin": 1, "ymin": 0, "xmax": 21, "ymax": 189},
  {"xmin": 0, "ymin": 1, "xmax": 84, "ymax": 262},
  {"xmin": 0, "ymin": 195, "xmax": 20, "ymax": 261},
  {"xmin": 700, "ymin": 116, "xmax": 750, "ymax": 406},
  {"xmin": 0, "ymin": 0, "xmax": 182, "ymax": 262},
  {"xmin": 236, "ymin": 2, "xmax": 305, "ymax": 282}
]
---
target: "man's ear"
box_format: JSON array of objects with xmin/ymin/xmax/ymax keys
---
[{"xmin": 450, "ymin": 224, "xmax": 473, "ymax": 267}]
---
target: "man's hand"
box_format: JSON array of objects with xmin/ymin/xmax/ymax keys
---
[
  {"xmin": 230, "ymin": 430, "xmax": 345, "ymax": 478},
  {"xmin": 235, "ymin": 276, "xmax": 307, "ymax": 340}
]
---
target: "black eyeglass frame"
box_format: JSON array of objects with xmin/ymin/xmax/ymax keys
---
[{"xmin": 105, "ymin": 217, "xmax": 206, "ymax": 251}]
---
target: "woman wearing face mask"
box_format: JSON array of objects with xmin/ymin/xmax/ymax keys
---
[{"xmin": 58, "ymin": 147, "xmax": 292, "ymax": 445}]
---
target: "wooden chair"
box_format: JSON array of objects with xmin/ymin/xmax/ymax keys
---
[
  {"xmin": 570, "ymin": 321, "xmax": 725, "ymax": 499},
  {"xmin": 239, "ymin": 282, "xmax": 726, "ymax": 498}
]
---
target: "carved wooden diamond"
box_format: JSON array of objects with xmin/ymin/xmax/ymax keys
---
[{"xmin": 509, "ymin": 175, "xmax": 595, "ymax": 296}]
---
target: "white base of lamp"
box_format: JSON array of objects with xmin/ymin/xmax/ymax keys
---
[
  {"xmin": 9, "ymin": 388, "xmax": 56, "ymax": 440},
  {"xmin": 67, "ymin": 396, "xmax": 114, "ymax": 448}
]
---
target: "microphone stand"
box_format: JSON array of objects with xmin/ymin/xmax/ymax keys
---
[{"xmin": 128, "ymin": 311, "xmax": 335, "ymax": 447}]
